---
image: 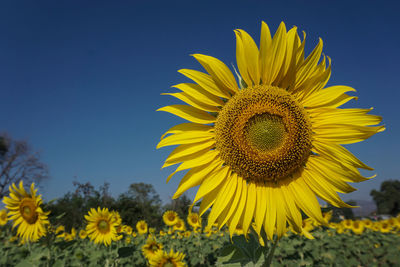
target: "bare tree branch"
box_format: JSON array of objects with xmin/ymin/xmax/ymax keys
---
[{"xmin": 0, "ymin": 133, "xmax": 49, "ymax": 198}]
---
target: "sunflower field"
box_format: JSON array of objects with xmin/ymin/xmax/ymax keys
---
[
  {"xmin": 1, "ymin": 18, "xmax": 398, "ymax": 267},
  {"xmin": 1, "ymin": 182, "xmax": 400, "ymax": 267}
]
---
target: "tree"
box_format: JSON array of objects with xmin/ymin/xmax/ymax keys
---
[
  {"xmin": 47, "ymin": 181, "xmax": 115, "ymax": 230},
  {"xmin": 115, "ymin": 183, "xmax": 163, "ymax": 228},
  {"xmin": 163, "ymin": 194, "xmax": 192, "ymax": 220},
  {"xmin": 371, "ymin": 180, "xmax": 400, "ymax": 216},
  {"xmin": 0, "ymin": 133, "xmax": 49, "ymax": 198}
]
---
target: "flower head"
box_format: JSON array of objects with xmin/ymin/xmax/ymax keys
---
[
  {"xmin": 2, "ymin": 181, "xmax": 50, "ymax": 242},
  {"xmin": 158, "ymin": 21, "xmax": 383, "ymax": 240},
  {"xmin": 85, "ymin": 207, "xmax": 119, "ymax": 246}
]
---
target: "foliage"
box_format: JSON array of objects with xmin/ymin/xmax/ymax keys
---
[
  {"xmin": 371, "ymin": 180, "xmax": 400, "ymax": 216},
  {"xmin": 1, "ymin": 224, "xmax": 400, "ymax": 266},
  {"xmin": 0, "ymin": 133, "xmax": 49, "ymax": 198}
]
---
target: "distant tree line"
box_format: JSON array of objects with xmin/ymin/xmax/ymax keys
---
[{"xmin": 45, "ymin": 181, "xmax": 192, "ymax": 230}]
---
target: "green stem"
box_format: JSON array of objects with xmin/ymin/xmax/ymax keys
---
[{"xmin": 263, "ymin": 236, "xmax": 279, "ymax": 267}]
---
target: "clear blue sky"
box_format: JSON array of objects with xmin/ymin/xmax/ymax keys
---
[{"xmin": 0, "ymin": 0, "xmax": 399, "ymax": 204}]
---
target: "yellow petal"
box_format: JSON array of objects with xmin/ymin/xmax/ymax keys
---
[
  {"xmin": 228, "ymin": 178, "xmax": 247, "ymax": 237},
  {"xmin": 312, "ymin": 140, "xmax": 373, "ymax": 170},
  {"xmin": 302, "ymin": 85, "xmax": 356, "ymax": 108},
  {"xmin": 259, "ymin": 21, "xmax": 272, "ymax": 84},
  {"xmin": 313, "ymin": 124, "xmax": 385, "ymax": 144},
  {"xmin": 311, "ymin": 108, "xmax": 382, "ymax": 127},
  {"xmin": 218, "ymin": 173, "xmax": 242, "ymax": 227},
  {"xmin": 157, "ymin": 131, "xmax": 214, "ymax": 149},
  {"xmin": 173, "ymin": 159, "xmax": 222, "ymax": 199},
  {"xmin": 264, "ymin": 22, "xmax": 287, "ymax": 85},
  {"xmin": 157, "ymin": 105, "xmax": 216, "ymax": 124},
  {"xmin": 166, "ymin": 150, "xmax": 219, "ymax": 182},
  {"xmin": 178, "ymin": 69, "xmax": 231, "ymax": 98},
  {"xmin": 295, "ymin": 38, "xmax": 323, "ymax": 89},
  {"xmin": 192, "ymin": 54, "xmax": 238, "ymax": 94},
  {"xmin": 162, "ymin": 92, "xmax": 220, "ymax": 112},
  {"xmin": 160, "ymin": 123, "xmax": 213, "ymax": 140},
  {"xmin": 164, "ymin": 139, "xmax": 215, "ymax": 166},
  {"xmin": 172, "ymin": 83, "xmax": 225, "ymax": 106},
  {"xmin": 254, "ymin": 185, "xmax": 267, "ymax": 235},
  {"xmin": 207, "ymin": 171, "xmax": 237, "ymax": 227},
  {"xmin": 193, "ymin": 165, "xmax": 229, "ymax": 203},
  {"xmin": 234, "ymin": 29, "xmax": 260, "ymax": 86},
  {"xmin": 242, "ymin": 182, "xmax": 256, "ymax": 237},
  {"xmin": 264, "ymin": 186, "xmax": 276, "ymax": 240}
]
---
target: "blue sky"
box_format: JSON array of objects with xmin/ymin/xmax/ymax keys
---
[{"xmin": 0, "ymin": 0, "xmax": 399, "ymax": 204}]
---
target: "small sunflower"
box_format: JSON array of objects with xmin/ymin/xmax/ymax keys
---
[
  {"xmin": 379, "ymin": 220, "xmax": 392, "ymax": 233},
  {"xmin": 341, "ymin": 219, "xmax": 353, "ymax": 229},
  {"xmin": 149, "ymin": 249, "xmax": 186, "ymax": 267},
  {"xmin": 173, "ymin": 219, "xmax": 186, "ymax": 232},
  {"xmin": 85, "ymin": 207, "xmax": 119, "ymax": 246},
  {"xmin": 2, "ymin": 181, "xmax": 50, "ymax": 242},
  {"xmin": 157, "ymin": 21, "xmax": 383, "ymax": 240},
  {"xmin": 0, "ymin": 209, "xmax": 8, "ymax": 226},
  {"xmin": 64, "ymin": 227, "xmax": 77, "ymax": 241},
  {"xmin": 123, "ymin": 225, "xmax": 133, "ymax": 235},
  {"xmin": 362, "ymin": 219, "xmax": 373, "ymax": 229},
  {"xmin": 351, "ymin": 220, "xmax": 364, "ymax": 235},
  {"xmin": 136, "ymin": 220, "xmax": 148, "ymax": 234},
  {"xmin": 187, "ymin": 212, "xmax": 202, "ymax": 229},
  {"xmin": 142, "ymin": 237, "xmax": 163, "ymax": 260},
  {"xmin": 79, "ymin": 229, "xmax": 87, "ymax": 239},
  {"xmin": 163, "ymin": 210, "xmax": 179, "ymax": 226}
]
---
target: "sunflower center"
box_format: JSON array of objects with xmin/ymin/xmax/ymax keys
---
[
  {"xmin": 163, "ymin": 261, "xmax": 175, "ymax": 267},
  {"xmin": 98, "ymin": 220, "xmax": 110, "ymax": 233},
  {"xmin": 168, "ymin": 214, "xmax": 175, "ymax": 221},
  {"xmin": 244, "ymin": 113, "xmax": 286, "ymax": 151},
  {"xmin": 215, "ymin": 85, "xmax": 312, "ymax": 183},
  {"xmin": 19, "ymin": 198, "xmax": 38, "ymax": 224}
]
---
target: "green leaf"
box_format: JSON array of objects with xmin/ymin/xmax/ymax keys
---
[{"xmin": 117, "ymin": 246, "xmax": 135, "ymax": 258}]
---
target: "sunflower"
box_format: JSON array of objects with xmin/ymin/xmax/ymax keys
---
[
  {"xmin": 157, "ymin": 21, "xmax": 383, "ymax": 240},
  {"xmin": 136, "ymin": 220, "xmax": 148, "ymax": 234},
  {"xmin": 149, "ymin": 249, "xmax": 186, "ymax": 267},
  {"xmin": 173, "ymin": 219, "xmax": 186, "ymax": 232},
  {"xmin": 85, "ymin": 207, "xmax": 119, "ymax": 246},
  {"xmin": 0, "ymin": 209, "xmax": 8, "ymax": 226},
  {"xmin": 187, "ymin": 212, "xmax": 202, "ymax": 229},
  {"xmin": 79, "ymin": 229, "xmax": 87, "ymax": 239},
  {"xmin": 142, "ymin": 237, "xmax": 163, "ymax": 260},
  {"xmin": 163, "ymin": 210, "xmax": 179, "ymax": 226},
  {"xmin": 64, "ymin": 227, "xmax": 76, "ymax": 241},
  {"xmin": 2, "ymin": 181, "xmax": 50, "ymax": 242},
  {"xmin": 379, "ymin": 220, "xmax": 392, "ymax": 233},
  {"xmin": 351, "ymin": 220, "xmax": 364, "ymax": 235},
  {"xmin": 362, "ymin": 219, "xmax": 373, "ymax": 229},
  {"xmin": 341, "ymin": 219, "xmax": 353, "ymax": 229}
]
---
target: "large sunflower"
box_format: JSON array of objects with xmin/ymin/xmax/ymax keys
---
[
  {"xmin": 2, "ymin": 181, "xmax": 50, "ymax": 242},
  {"xmin": 157, "ymin": 21, "xmax": 384, "ymax": 240},
  {"xmin": 85, "ymin": 207, "xmax": 119, "ymax": 246}
]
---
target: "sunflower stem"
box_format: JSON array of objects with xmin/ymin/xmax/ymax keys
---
[{"xmin": 263, "ymin": 236, "xmax": 278, "ymax": 267}]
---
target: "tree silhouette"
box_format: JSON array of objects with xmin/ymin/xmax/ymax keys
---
[{"xmin": 371, "ymin": 180, "xmax": 400, "ymax": 216}]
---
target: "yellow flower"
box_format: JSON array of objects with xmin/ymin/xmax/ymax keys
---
[
  {"xmin": 341, "ymin": 219, "xmax": 353, "ymax": 229},
  {"xmin": 187, "ymin": 212, "xmax": 201, "ymax": 229},
  {"xmin": 351, "ymin": 220, "xmax": 364, "ymax": 235},
  {"xmin": 184, "ymin": 231, "xmax": 191, "ymax": 237},
  {"xmin": 149, "ymin": 249, "xmax": 186, "ymax": 267},
  {"xmin": 0, "ymin": 209, "xmax": 8, "ymax": 226},
  {"xmin": 163, "ymin": 210, "xmax": 179, "ymax": 226},
  {"xmin": 123, "ymin": 225, "xmax": 133, "ymax": 235},
  {"xmin": 362, "ymin": 219, "xmax": 373, "ymax": 229},
  {"xmin": 136, "ymin": 220, "xmax": 148, "ymax": 234},
  {"xmin": 79, "ymin": 229, "xmax": 87, "ymax": 239},
  {"xmin": 65, "ymin": 227, "xmax": 77, "ymax": 241},
  {"xmin": 85, "ymin": 207, "xmax": 119, "ymax": 246},
  {"xmin": 379, "ymin": 220, "xmax": 392, "ymax": 233},
  {"xmin": 323, "ymin": 211, "xmax": 333, "ymax": 223},
  {"xmin": 2, "ymin": 181, "xmax": 50, "ymax": 242},
  {"xmin": 132, "ymin": 231, "xmax": 137, "ymax": 237},
  {"xmin": 111, "ymin": 211, "xmax": 122, "ymax": 226},
  {"xmin": 142, "ymin": 237, "xmax": 163, "ymax": 260},
  {"xmin": 158, "ymin": 21, "xmax": 383, "ymax": 240},
  {"xmin": 172, "ymin": 219, "xmax": 186, "ymax": 232},
  {"xmin": 159, "ymin": 230, "xmax": 166, "ymax": 236}
]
